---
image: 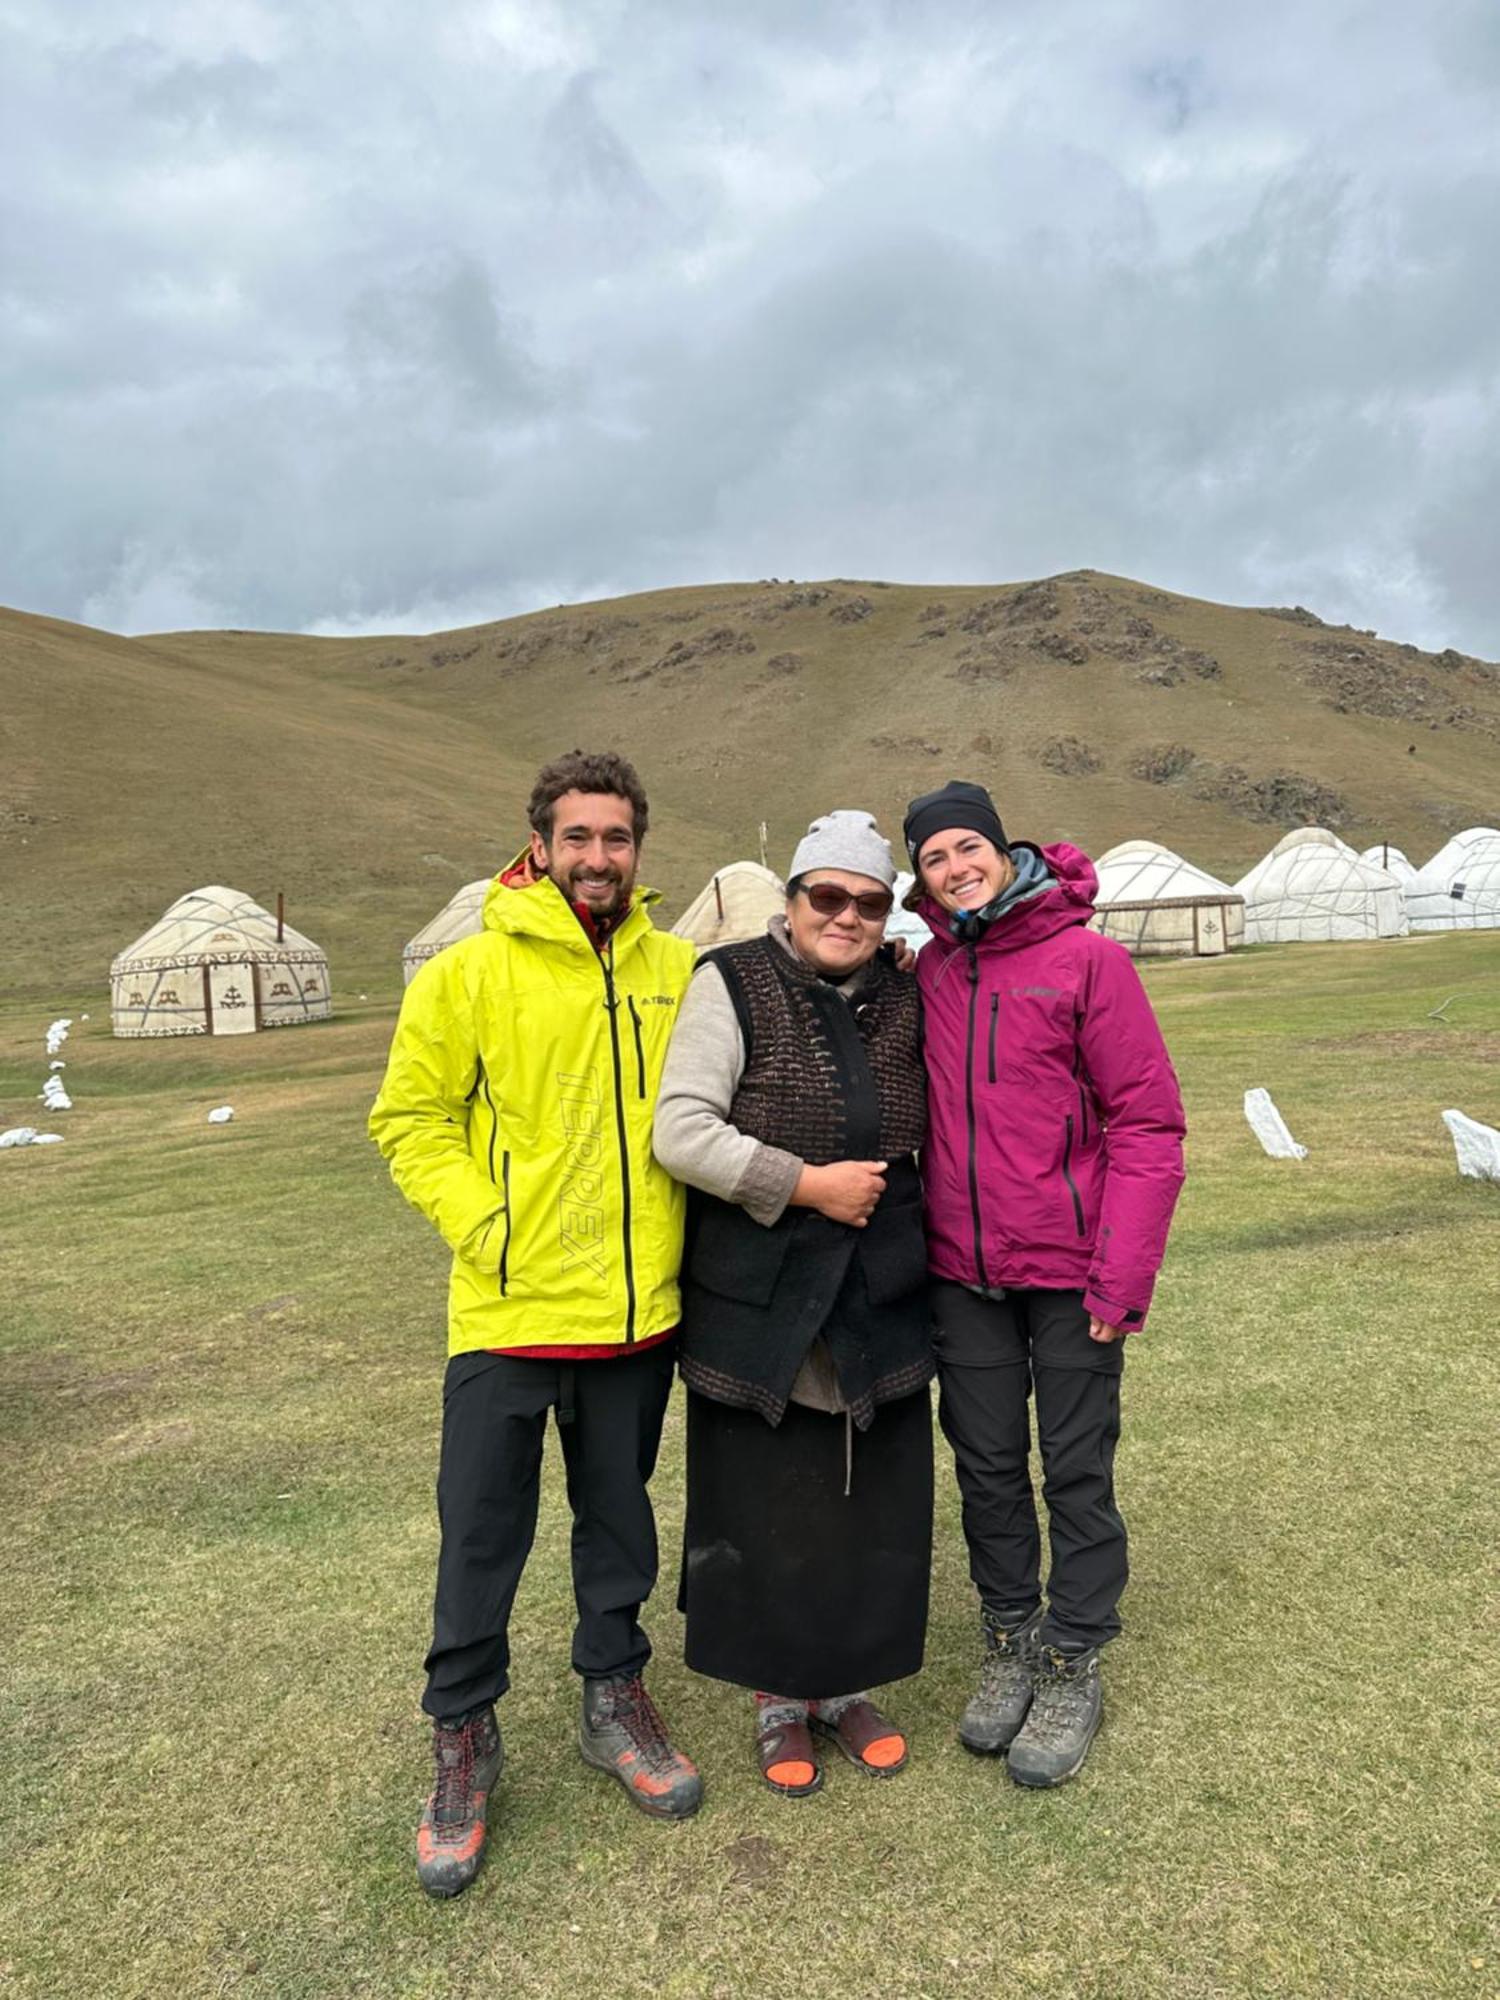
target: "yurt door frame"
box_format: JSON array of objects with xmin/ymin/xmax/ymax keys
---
[
  {"xmin": 202, "ymin": 961, "xmax": 261, "ymax": 1034},
  {"xmin": 1193, "ymin": 903, "xmax": 1228, "ymax": 955}
]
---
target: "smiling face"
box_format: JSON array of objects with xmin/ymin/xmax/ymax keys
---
[
  {"xmin": 785, "ymin": 869, "xmax": 891, "ymax": 976},
  {"xmin": 530, "ymin": 789, "xmax": 639, "ymax": 916},
  {"xmin": 915, "ymin": 826, "xmax": 1014, "ymax": 915}
]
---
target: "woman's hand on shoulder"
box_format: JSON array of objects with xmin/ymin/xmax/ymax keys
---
[{"xmin": 792, "ymin": 1159, "xmax": 888, "ymax": 1226}]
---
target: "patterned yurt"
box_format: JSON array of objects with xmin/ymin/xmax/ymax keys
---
[
  {"xmin": 403, "ymin": 878, "xmax": 494, "ymax": 984},
  {"xmin": 111, "ymin": 887, "xmax": 332, "ymax": 1037},
  {"xmin": 1234, "ymin": 843, "xmax": 1408, "ymax": 944},
  {"xmin": 671, "ymin": 861, "xmax": 786, "ymax": 948},
  {"xmin": 1405, "ymin": 829, "xmax": 1500, "ymax": 932},
  {"xmin": 1091, "ymin": 841, "xmax": 1245, "ymax": 957}
]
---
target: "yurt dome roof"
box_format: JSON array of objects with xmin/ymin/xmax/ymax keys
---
[
  {"xmin": 1094, "ymin": 840, "xmax": 1241, "ymax": 908},
  {"xmin": 1266, "ymin": 826, "xmax": 1356, "ymax": 861},
  {"xmin": 671, "ymin": 860, "xmax": 786, "ymax": 946},
  {"xmin": 403, "ymin": 878, "xmax": 494, "ymax": 972},
  {"xmin": 112, "ymin": 886, "xmax": 326, "ymax": 973}
]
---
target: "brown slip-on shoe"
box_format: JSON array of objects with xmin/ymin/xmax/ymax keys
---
[
  {"xmin": 810, "ymin": 1697, "xmax": 908, "ymax": 1778},
  {"xmin": 756, "ymin": 1701, "xmax": 823, "ymax": 1799}
]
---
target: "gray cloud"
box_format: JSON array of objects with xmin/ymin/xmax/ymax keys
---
[{"xmin": 2, "ymin": 0, "xmax": 1498, "ymax": 652}]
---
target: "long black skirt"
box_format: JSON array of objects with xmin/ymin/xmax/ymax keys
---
[{"xmin": 681, "ymin": 1386, "xmax": 934, "ymax": 1700}]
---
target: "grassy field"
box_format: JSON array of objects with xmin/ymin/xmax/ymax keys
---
[{"xmin": 2, "ymin": 932, "xmax": 1498, "ymax": 2000}]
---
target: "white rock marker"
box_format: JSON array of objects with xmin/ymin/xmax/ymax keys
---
[
  {"xmin": 207, "ymin": 1106, "xmax": 235, "ymax": 1124},
  {"xmin": 1442, "ymin": 1110, "xmax": 1500, "ymax": 1182},
  {"xmin": 1244, "ymin": 1088, "xmax": 1308, "ymax": 1159}
]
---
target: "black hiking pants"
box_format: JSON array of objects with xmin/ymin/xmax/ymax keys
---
[
  {"xmin": 422, "ymin": 1339, "xmax": 677, "ymax": 1720},
  {"xmin": 931, "ymin": 1283, "xmax": 1127, "ymax": 1651}
]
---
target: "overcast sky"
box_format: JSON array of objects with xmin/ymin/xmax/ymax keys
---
[{"xmin": 4, "ymin": 1, "xmax": 1499, "ymax": 652}]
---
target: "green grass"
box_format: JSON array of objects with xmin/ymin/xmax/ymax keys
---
[{"xmin": 2, "ymin": 933, "xmax": 1498, "ymax": 1999}]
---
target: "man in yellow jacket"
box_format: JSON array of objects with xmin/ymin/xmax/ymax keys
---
[{"xmin": 370, "ymin": 749, "xmax": 701, "ymax": 1898}]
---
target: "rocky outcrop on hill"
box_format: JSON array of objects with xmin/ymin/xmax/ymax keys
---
[
  {"xmin": 1130, "ymin": 741, "xmax": 1346, "ymax": 825},
  {"xmin": 1295, "ymin": 638, "xmax": 1493, "ymax": 732},
  {"xmin": 1038, "ymin": 736, "xmax": 1104, "ymax": 775}
]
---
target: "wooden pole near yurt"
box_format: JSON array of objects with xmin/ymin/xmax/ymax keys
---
[
  {"xmin": 713, "ymin": 876, "xmax": 725, "ymax": 923},
  {"xmin": 277, "ymin": 892, "xmax": 285, "ymax": 942}
]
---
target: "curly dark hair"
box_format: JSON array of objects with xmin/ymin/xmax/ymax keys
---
[{"xmin": 526, "ymin": 750, "xmax": 650, "ymax": 844}]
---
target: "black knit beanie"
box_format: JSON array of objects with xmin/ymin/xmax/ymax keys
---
[{"xmin": 903, "ymin": 780, "xmax": 1008, "ymax": 872}]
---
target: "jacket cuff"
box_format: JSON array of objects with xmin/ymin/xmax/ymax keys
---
[
  {"xmin": 1082, "ymin": 1282, "xmax": 1149, "ymax": 1334},
  {"xmin": 733, "ymin": 1144, "xmax": 804, "ymax": 1228}
]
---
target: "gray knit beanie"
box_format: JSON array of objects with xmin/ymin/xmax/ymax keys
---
[{"xmin": 788, "ymin": 810, "xmax": 896, "ymax": 888}]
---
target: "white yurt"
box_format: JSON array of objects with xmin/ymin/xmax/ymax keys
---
[
  {"xmin": 1358, "ymin": 843, "xmax": 1417, "ymax": 884},
  {"xmin": 1090, "ymin": 841, "xmax": 1245, "ymax": 957},
  {"xmin": 1234, "ymin": 843, "xmax": 1409, "ymax": 944},
  {"xmin": 671, "ymin": 861, "xmax": 786, "ymax": 948},
  {"xmin": 403, "ymin": 878, "xmax": 495, "ymax": 983},
  {"xmin": 111, "ymin": 887, "xmax": 332, "ymax": 1037},
  {"xmin": 887, "ymin": 872, "xmax": 934, "ymax": 957},
  {"xmin": 1266, "ymin": 826, "xmax": 1358, "ymax": 861},
  {"xmin": 1405, "ymin": 830, "xmax": 1500, "ymax": 931}
]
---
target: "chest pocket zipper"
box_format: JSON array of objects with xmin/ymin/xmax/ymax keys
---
[
  {"xmin": 987, "ymin": 992, "xmax": 999, "ymax": 1084},
  {"xmin": 628, "ymin": 996, "xmax": 646, "ymax": 1099}
]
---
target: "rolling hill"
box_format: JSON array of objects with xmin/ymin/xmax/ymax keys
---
[{"xmin": 4, "ymin": 571, "xmax": 1497, "ymax": 999}]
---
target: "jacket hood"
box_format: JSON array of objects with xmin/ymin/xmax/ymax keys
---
[
  {"xmin": 916, "ymin": 841, "xmax": 1099, "ymax": 955},
  {"xmin": 481, "ymin": 846, "xmax": 661, "ymax": 952}
]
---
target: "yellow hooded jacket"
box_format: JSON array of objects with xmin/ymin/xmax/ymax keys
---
[{"xmin": 369, "ymin": 869, "xmax": 694, "ymax": 1355}]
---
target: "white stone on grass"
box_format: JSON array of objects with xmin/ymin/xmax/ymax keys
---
[
  {"xmin": 1442, "ymin": 1110, "xmax": 1500, "ymax": 1182},
  {"xmin": 1244, "ymin": 1088, "xmax": 1308, "ymax": 1159}
]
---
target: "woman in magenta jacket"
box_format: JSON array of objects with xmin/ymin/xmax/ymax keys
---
[{"xmin": 903, "ymin": 779, "xmax": 1186, "ymax": 1788}]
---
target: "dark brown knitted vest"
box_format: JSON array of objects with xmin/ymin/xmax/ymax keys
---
[{"xmin": 720, "ymin": 936, "xmax": 926, "ymax": 1164}]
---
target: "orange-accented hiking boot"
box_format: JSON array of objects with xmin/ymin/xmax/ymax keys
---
[
  {"xmin": 809, "ymin": 1694, "xmax": 908, "ymax": 1777},
  {"xmin": 578, "ymin": 1674, "xmax": 703, "ymax": 1821},
  {"xmin": 416, "ymin": 1705, "xmax": 504, "ymax": 1899}
]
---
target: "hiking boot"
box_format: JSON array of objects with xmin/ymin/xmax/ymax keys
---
[
  {"xmin": 1006, "ymin": 1643, "xmax": 1102, "ymax": 1788},
  {"xmin": 578, "ymin": 1674, "xmax": 703, "ymax": 1821},
  {"xmin": 958, "ymin": 1605, "xmax": 1043, "ymax": 1755},
  {"xmin": 416, "ymin": 1705, "xmax": 504, "ymax": 1899}
]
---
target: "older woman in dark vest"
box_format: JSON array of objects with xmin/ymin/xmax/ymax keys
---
[{"xmin": 654, "ymin": 811, "xmax": 932, "ymax": 1797}]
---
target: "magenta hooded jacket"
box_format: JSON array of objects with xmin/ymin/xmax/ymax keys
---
[{"xmin": 915, "ymin": 842, "xmax": 1186, "ymax": 1331}]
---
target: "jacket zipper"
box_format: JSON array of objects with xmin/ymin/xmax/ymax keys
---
[
  {"xmin": 498, "ymin": 1150, "xmax": 512, "ymax": 1295},
  {"xmin": 627, "ymin": 995, "xmax": 646, "ymax": 1100},
  {"xmin": 964, "ymin": 947, "xmax": 991, "ymax": 1290},
  {"xmin": 479, "ymin": 1069, "xmax": 514, "ymax": 1297},
  {"xmin": 987, "ymin": 992, "xmax": 999, "ymax": 1084},
  {"xmin": 602, "ymin": 950, "xmax": 638, "ymax": 1342},
  {"xmin": 1073, "ymin": 1051, "xmax": 1090, "ymax": 1143},
  {"xmin": 1061, "ymin": 1114, "xmax": 1086, "ymax": 1237}
]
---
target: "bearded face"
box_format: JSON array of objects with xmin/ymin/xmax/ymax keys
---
[{"xmin": 531, "ymin": 790, "xmax": 640, "ymax": 916}]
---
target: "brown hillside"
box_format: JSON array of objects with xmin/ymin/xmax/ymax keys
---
[{"xmin": 4, "ymin": 573, "xmax": 1497, "ymax": 998}]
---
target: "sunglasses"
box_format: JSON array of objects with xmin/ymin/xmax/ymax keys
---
[{"xmin": 797, "ymin": 882, "xmax": 894, "ymax": 922}]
